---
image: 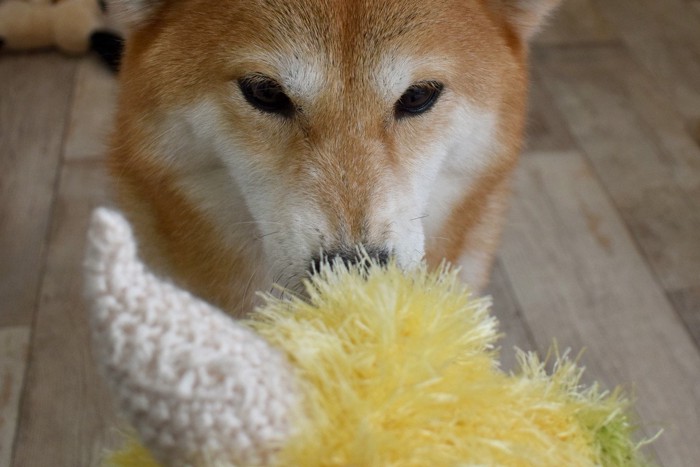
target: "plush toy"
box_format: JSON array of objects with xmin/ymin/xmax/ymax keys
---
[
  {"xmin": 0, "ymin": 0, "xmax": 123, "ymax": 71},
  {"xmin": 85, "ymin": 208, "xmax": 652, "ymax": 466}
]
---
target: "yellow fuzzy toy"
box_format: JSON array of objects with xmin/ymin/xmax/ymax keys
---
[
  {"xmin": 85, "ymin": 209, "xmax": 650, "ymax": 467},
  {"xmin": 254, "ymin": 265, "xmax": 647, "ymax": 466}
]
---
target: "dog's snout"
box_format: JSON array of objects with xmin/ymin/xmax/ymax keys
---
[{"xmin": 309, "ymin": 246, "xmax": 391, "ymax": 275}]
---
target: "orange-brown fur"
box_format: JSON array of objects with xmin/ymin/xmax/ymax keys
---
[{"xmin": 109, "ymin": 0, "xmax": 558, "ymax": 315}]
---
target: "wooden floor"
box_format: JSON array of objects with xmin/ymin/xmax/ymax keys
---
[{"xmin": 1, "ymin": 1, "xmax": 700, "ymax": 465}]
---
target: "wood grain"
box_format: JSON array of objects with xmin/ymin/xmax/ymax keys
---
[
  {"xmin": 667, "ymin": 286, "xmax": 700, "ymax": 350},
  {"xmin": 63, "ymin": 59, "xmax": 119, "ymax": 161},
  {"xmin": 592, "ymin": 0, "xmax": 700, "ymax": 119},
  {"xmin": 12, "ymin": 162, "xmax": 119, "ymax": 467},
  {"xmin": 535, "ymin": 45, "xmax": 700, "ymax": 291},
  {"xmin": 688, "ymin": 117, "xmax": 700, "ymax": 150},
  {"xmin": 534, "ymin": 0, "xmax": 617, "ymax": 46},
  {"xmin": 499, "ymin": 151, "xmax": 700, "ymax": 466},
  {"xmin": 484, "ymin": 259, "xmax": 538, "ymax": 372},
  {"xmin": 0, "ymin": 327, "xmax": 30, "ymax": 467},
  {"xmin": 0, "ymin": 55, "xmax": 77, "ymax": 327},
  {"xmin": 522, "ymin": 71, "xmax": 576, "ymax": 154}
]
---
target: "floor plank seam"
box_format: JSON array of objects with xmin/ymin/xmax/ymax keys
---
[
  {"xmin": 665, "ymin": 289, "xmax": 700, "ymax": 351},
  {"xmin": 9, "ymin": 63, "xmax": 80, "ymax": 467},
  {"xmin": 531, "ymin": 47, "xmax": 700, "ymax": 355},
  {"xmin": 524, "ymin": 67, "xmax": 579, "ymax": 154},
  {"xmin": 553, "ymin": 109, "xmax": 700, "ymax": 353},
  {"xmin": 491, "ymin": 258, "xmax": 540, "ymax": 358}
]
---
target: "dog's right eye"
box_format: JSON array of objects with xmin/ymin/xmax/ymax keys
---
[
  {"xmin": 395, "ymin": 81, "xmax": 443, "ymax": 118},
  {"xmin": 238, "ymin": 76, "xmax": 294, "ymax": 116}
]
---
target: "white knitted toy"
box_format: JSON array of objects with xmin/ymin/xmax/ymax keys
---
[{"xmin": 85, "ymin": 208, "xmax": 299, "ymax": 465}]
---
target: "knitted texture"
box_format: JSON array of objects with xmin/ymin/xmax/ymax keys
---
[{"xmin": 85, "ymin": 208, "xmax": 299, "ymax": 466}]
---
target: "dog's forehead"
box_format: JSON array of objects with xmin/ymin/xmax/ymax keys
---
[
  {"xmin": 221, "ymin": 0, "xmax": 477, "ymax": 96},
  {"xmin": 246, "ymin": 0, "xmax": 453, "ymax": 43}
]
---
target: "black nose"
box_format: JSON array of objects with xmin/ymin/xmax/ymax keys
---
[{"xmin": 309, "ymin": 247, "xmax": 391, "ymax": 275}]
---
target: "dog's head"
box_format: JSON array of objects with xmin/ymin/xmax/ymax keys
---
[{"xmin": 108, "ymin": 0, "xmax": 558, "ymax": 295}]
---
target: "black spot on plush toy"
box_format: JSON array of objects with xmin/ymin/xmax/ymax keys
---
[{"xmin": 0, "ymin": 0, "xmax": 124, "ymax": 72}]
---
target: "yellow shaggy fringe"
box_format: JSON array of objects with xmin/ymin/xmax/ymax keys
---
[
  {"xmin": 106, "ymin": 437, "xmax": 160, "ymax": 467},
  {"xmin": 251, "ymin": 263, "xmax": 644, "ymax": 467},
  {"xmin": 108, "ymin": 262, "xmax": 646, "ymax": 466}
]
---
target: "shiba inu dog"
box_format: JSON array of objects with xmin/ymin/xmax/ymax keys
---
[{"xmin": 107, "ymin": 0, "xmax": 559, "ymax": 316}]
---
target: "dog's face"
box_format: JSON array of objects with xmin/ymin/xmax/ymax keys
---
[{"xmin": 110, "ymin": 0, "xmax": 558, "ymax": 297}]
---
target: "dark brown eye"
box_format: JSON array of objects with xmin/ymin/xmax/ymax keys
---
[
  {"xmin": 238, "ymin": 76, "xmax": 294, "ymax": 116},
  {"xmin": 395, "ymin": 81, "xmax": 443, "ymax": 118}
]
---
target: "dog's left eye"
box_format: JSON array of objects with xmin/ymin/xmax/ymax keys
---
[
  {"xmin": 239, "ymin": 76, "xmax": 294, "ymax": 116},
  {"xmin": 395, "ymin": 81, "xmax": 443, "ymax": 118}
]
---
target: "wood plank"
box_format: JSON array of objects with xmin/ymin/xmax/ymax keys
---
[
  {"xmin": 484, "ymin": 259, "xmax": 538, "ymax": 372},
  {"xmin": 688, "ymin": 117, "xmax": 700, "ymax": 150},
  {"xmin": 63, "ymin": 59, "xmax": 119, "ymax": 161},
  {"xmin": 523, "ymin": 71, "xmax": 576, "ymax": 154},
  {"xmin": 499, "ymin": 151, "xmax": 700, "ymax": 466},
  {"xmin": 534, "ymin": 0, "xmax": 617, "ymax": 46},
  {"xmin": 667, "ymin": 287, "xmax": 700, "ymax": 350},
  {"xmin": 592, "ymin": 0, "xmax": 700, "ymax": 119},
  {"xmin": 534, "ymin": 45, "xmax": 700, "ymax": 291},
  {"xmin": 0, "ymin": 55, "xmax": 77, "ymax": 327},
  {"xmin": 12, "ymin": 162, "xmax": 120, "ymax": 467},
  {"xmin": 0, "ymin": 327, "xmax": 30, "ymax": 467}
]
